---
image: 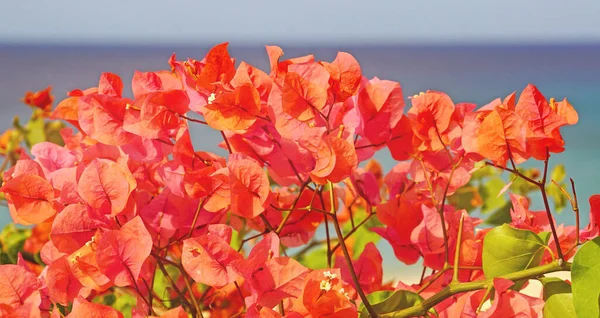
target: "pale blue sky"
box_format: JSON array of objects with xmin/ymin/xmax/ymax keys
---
[{"xmin": 1, "ymin": 0, "xmax": 600, "ymax": 44}]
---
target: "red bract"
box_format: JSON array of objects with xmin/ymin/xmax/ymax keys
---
[
  {"xmin": 45, "ymin": 256, "xmax": 85, "ymax": 305},
  {"xmin": 335, "ymin": 242, "xmax": 383, "ymax": 294},
  {"xmin": 356, "ymin": 77, "xmax": 404, "ymax": 145},
  {"xmin": 0, "ymin": 264, "xmax": 41, "ymax": 308},
  {"xmin": 478, "ymin": 278, "xmax": 544, "ymax": 318},
  {"xmin": 301, "ymin": 269, "xmax": 357, "ymax": 317},
  {"xmin": 196, "ymin": 42, "xmax": 236, "ymax": 91},
  {"xmin": 96, "ymin": 216, "xmax": 152, "ymax": 287},
  {"xmin": 320, "ymin": 52, "xmax": 362, "ymax": 102},
  {"xmin": 407, "ymin": 91, "xmax": 455, "ymax": 152},
  {"xmin": 50, "ymin": 204, "xmax": 100, "ymax": 254},
  {"xmin": 0, "ymin": 43, "xmax": 590, "ymax": 317},
  {"xmin": 228, "ymin": 154, "xmax": 270, "ymax": 218},
  {"xmin": 78, "ymin": 158, "xmax": 136, "ymax": 217},
  {"xmin": 247, "ymin": 257, "xmax": 309, "ymax": 308},
  {"xmin": 22, "ymin": 86, "xmax": 54, "ymax": 111},
  {"xmin": 68, "ymin": 296, "xmax": 124, "ymax": 318},
  {"xmin": 181, "ymin": 226, "xmax": 242, "ymax": 288},
  {"xmin": 78, "ymin": 94, "xmax": 135, "ymax": 146}
]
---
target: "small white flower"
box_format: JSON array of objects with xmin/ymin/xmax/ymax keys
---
[
  {"xmin": 323, "ymin": 270, "xmax": 338, "ymax": 279},
  {"xmin": 85, "ymin": 236, "xmax": 96, "ymax": 246},
  {"xmin": 208, "ymin": 93, "xmax": 216, "ymax": 104},
  {"xmin": 320, "ymin": 280, "xmax": 332, "ymax": 291}
]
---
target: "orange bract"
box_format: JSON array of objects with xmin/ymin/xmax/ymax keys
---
[
  {"xmin": 281, "ymin": 63, "xmax": 330, "ymax": 122},
  {"xmin": 476, "ymin": 107, "xmax": 527, "ymax": 167},
  {"xmin": 203, "ymin": 83, "xmax": 261, "ymax": 131},
  {"xmin": 0, "ymin": 174, "xmax": 56, "ymax": 225}
]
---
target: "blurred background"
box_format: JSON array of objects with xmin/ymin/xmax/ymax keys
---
[{"xmin": 1, "ymin": 0, "xmax": 600, "ymax": 282}]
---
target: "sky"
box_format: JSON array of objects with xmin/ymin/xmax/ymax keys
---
[{"xmin": 1, "ymin": 0, "xmax": 600, "ymax": 45}]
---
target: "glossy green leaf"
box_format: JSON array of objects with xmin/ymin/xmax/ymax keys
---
[
  {"xmin": 572, "ymin": 237, "xmax": 600, "ymax": 318},
  {"xmin": 482, "ymin": 224, "xmax": 546, "ymax": 278},
  {"xmin": 359, "ymin": 290, "xmax": 430, "ymax": 318},
  {"xmin": 538, "ymin": 231, "xmax": 552, "ymax": 245},
  {"xmin": 544, "ymin": 293, "xmax": 576, "ymax": 318},
  {"xmin": 539, "ymin": 277, "xmax": 572, "ymax": 300}
]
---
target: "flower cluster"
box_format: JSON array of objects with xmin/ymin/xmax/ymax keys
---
[{"xmin": 0, "ymin": 42, "xmax": 596, "ymax": 317}]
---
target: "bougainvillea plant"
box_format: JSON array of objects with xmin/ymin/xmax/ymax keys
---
[{"xmin": 0, "ymin": 42, "xmax": 598, "ymax": 317}]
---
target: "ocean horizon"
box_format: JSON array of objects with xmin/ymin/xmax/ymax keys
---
[{"xmin": 1, "ymin": 43, "xmax": 599, "ymax": 282}]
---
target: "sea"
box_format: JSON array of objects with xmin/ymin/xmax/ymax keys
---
[{"xmin": 1, "ymin": 43, "xmax": 599, "ymax": 282}]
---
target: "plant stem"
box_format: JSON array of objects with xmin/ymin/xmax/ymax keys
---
[
  {"xmin": 571, "ymin": 178, "xmax": 580, "ymax": 246},
  {"xmin": 276, "ymin": 181, "xmax": 310, "ymax": 233},
  {"xmin": 485, "ymin": 161, "xmax": 539, "ymax": 186},
  {"xmin": 180, "ymin": 114, "xmax": 208, "ymax": 125},
  {"xmin": 324, "ymin": 214, "xmax": 332, "ymax": 268},
  {"xmin": 328, "ymin": 181, "xmax": 378, "ymax": 318},
  {"xmin": 383, "ymin": 260, "xmax": 571, "ymax": 317},
  {"xmin": 221, "ymin": 131, "xmax": 232, "ymax": 154},
  {"xmin": 181, "ymin": 264, "xmax": 203, "ymax": 318},
  {"xmin": 452, "ymin": 214, "xmax": 465, "ymax": 283},
  {"xmin": 187, "ymin": 198, "xmax": 207, "ymax": 238},
  {"xmin": 156, "ymin": 259, "xmax": 192, "ymax": 312},
  {"xmin": 329, "ymin": 213, "xmax": 374, "ymax": 254},
  {"xmin": 539, "ymin": 150, "xmax": 564, "ymax": 260}
]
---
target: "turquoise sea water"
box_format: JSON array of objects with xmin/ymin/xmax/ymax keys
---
[{"xmin": 1, "ymin": 44, "xmax": 599, "ymax": 280}]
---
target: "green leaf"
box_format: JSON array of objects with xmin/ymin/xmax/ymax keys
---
[
  {"xmin": 551, "ymin": 164, "xmax": 566, "ymax": 183},
  {"xmin": 23, "ymin": 116, "xmax": 46, "ymax": 147},
  {"xmin": 342, "ymin": 210, "xmax": 381, "ymax": 256},
  {"xmin": 572, "ymin": 237, "xmax": 600, "ymax": 318},
  {"xmin": 539, "ymin": 277, "xmax": 572, "ymax": 300},
  {"xmin": 153, "ymin": 264, "xmax": 180, "ymax": 306},
  {"xmin": 510, "ymin": 168, "xmax": 540, "ymax": 195},
  {"xmin": 480, "ymin": 177, "xmax": 507, "ymax": 213},
  {"xmin": 544, "ymin": 293, "xmax": 576, "ymax": 318},
  {"xmin": 483, "ymin": 202, "xmax": 512, "ymax": 226},
  {"xmin": 448, "ymin": 185, "xmax": 483, "ymax": 212},
  {"xmin": 538, "ymin": 231, "xmax": 552, "ymax": 245},
  {"xmin": 44, "ymin": 120, "xmax": 66, "ymax": 147},
  {"xmin": 482, "ymin": 224, "xmax": 546, "ymax": 278},
  {"xmin": 359, "ymin": 290, "xmax": 431, "ymax": 318},
  {"xmin": 0, "ymin": 224, "xmax": 31, "ymax": 264},
  {"xmin": 94, "ymin": 288, "xmax": 136, "ymax": 318},
  {"xmin": 471, "ymin": 164, "xmax": 495, "ymax": 180},
  {"xmin": 547, "ymin": 183, "xmax": 567, "ymax": 213},
  {"xmin": 298, "ymin": 246, "xmax": 328, "ymax": 270}
]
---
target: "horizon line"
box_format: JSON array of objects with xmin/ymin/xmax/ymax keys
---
[{"xmin": 2, "ymin": 40, "xmax": 600, "ymax": 49}]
